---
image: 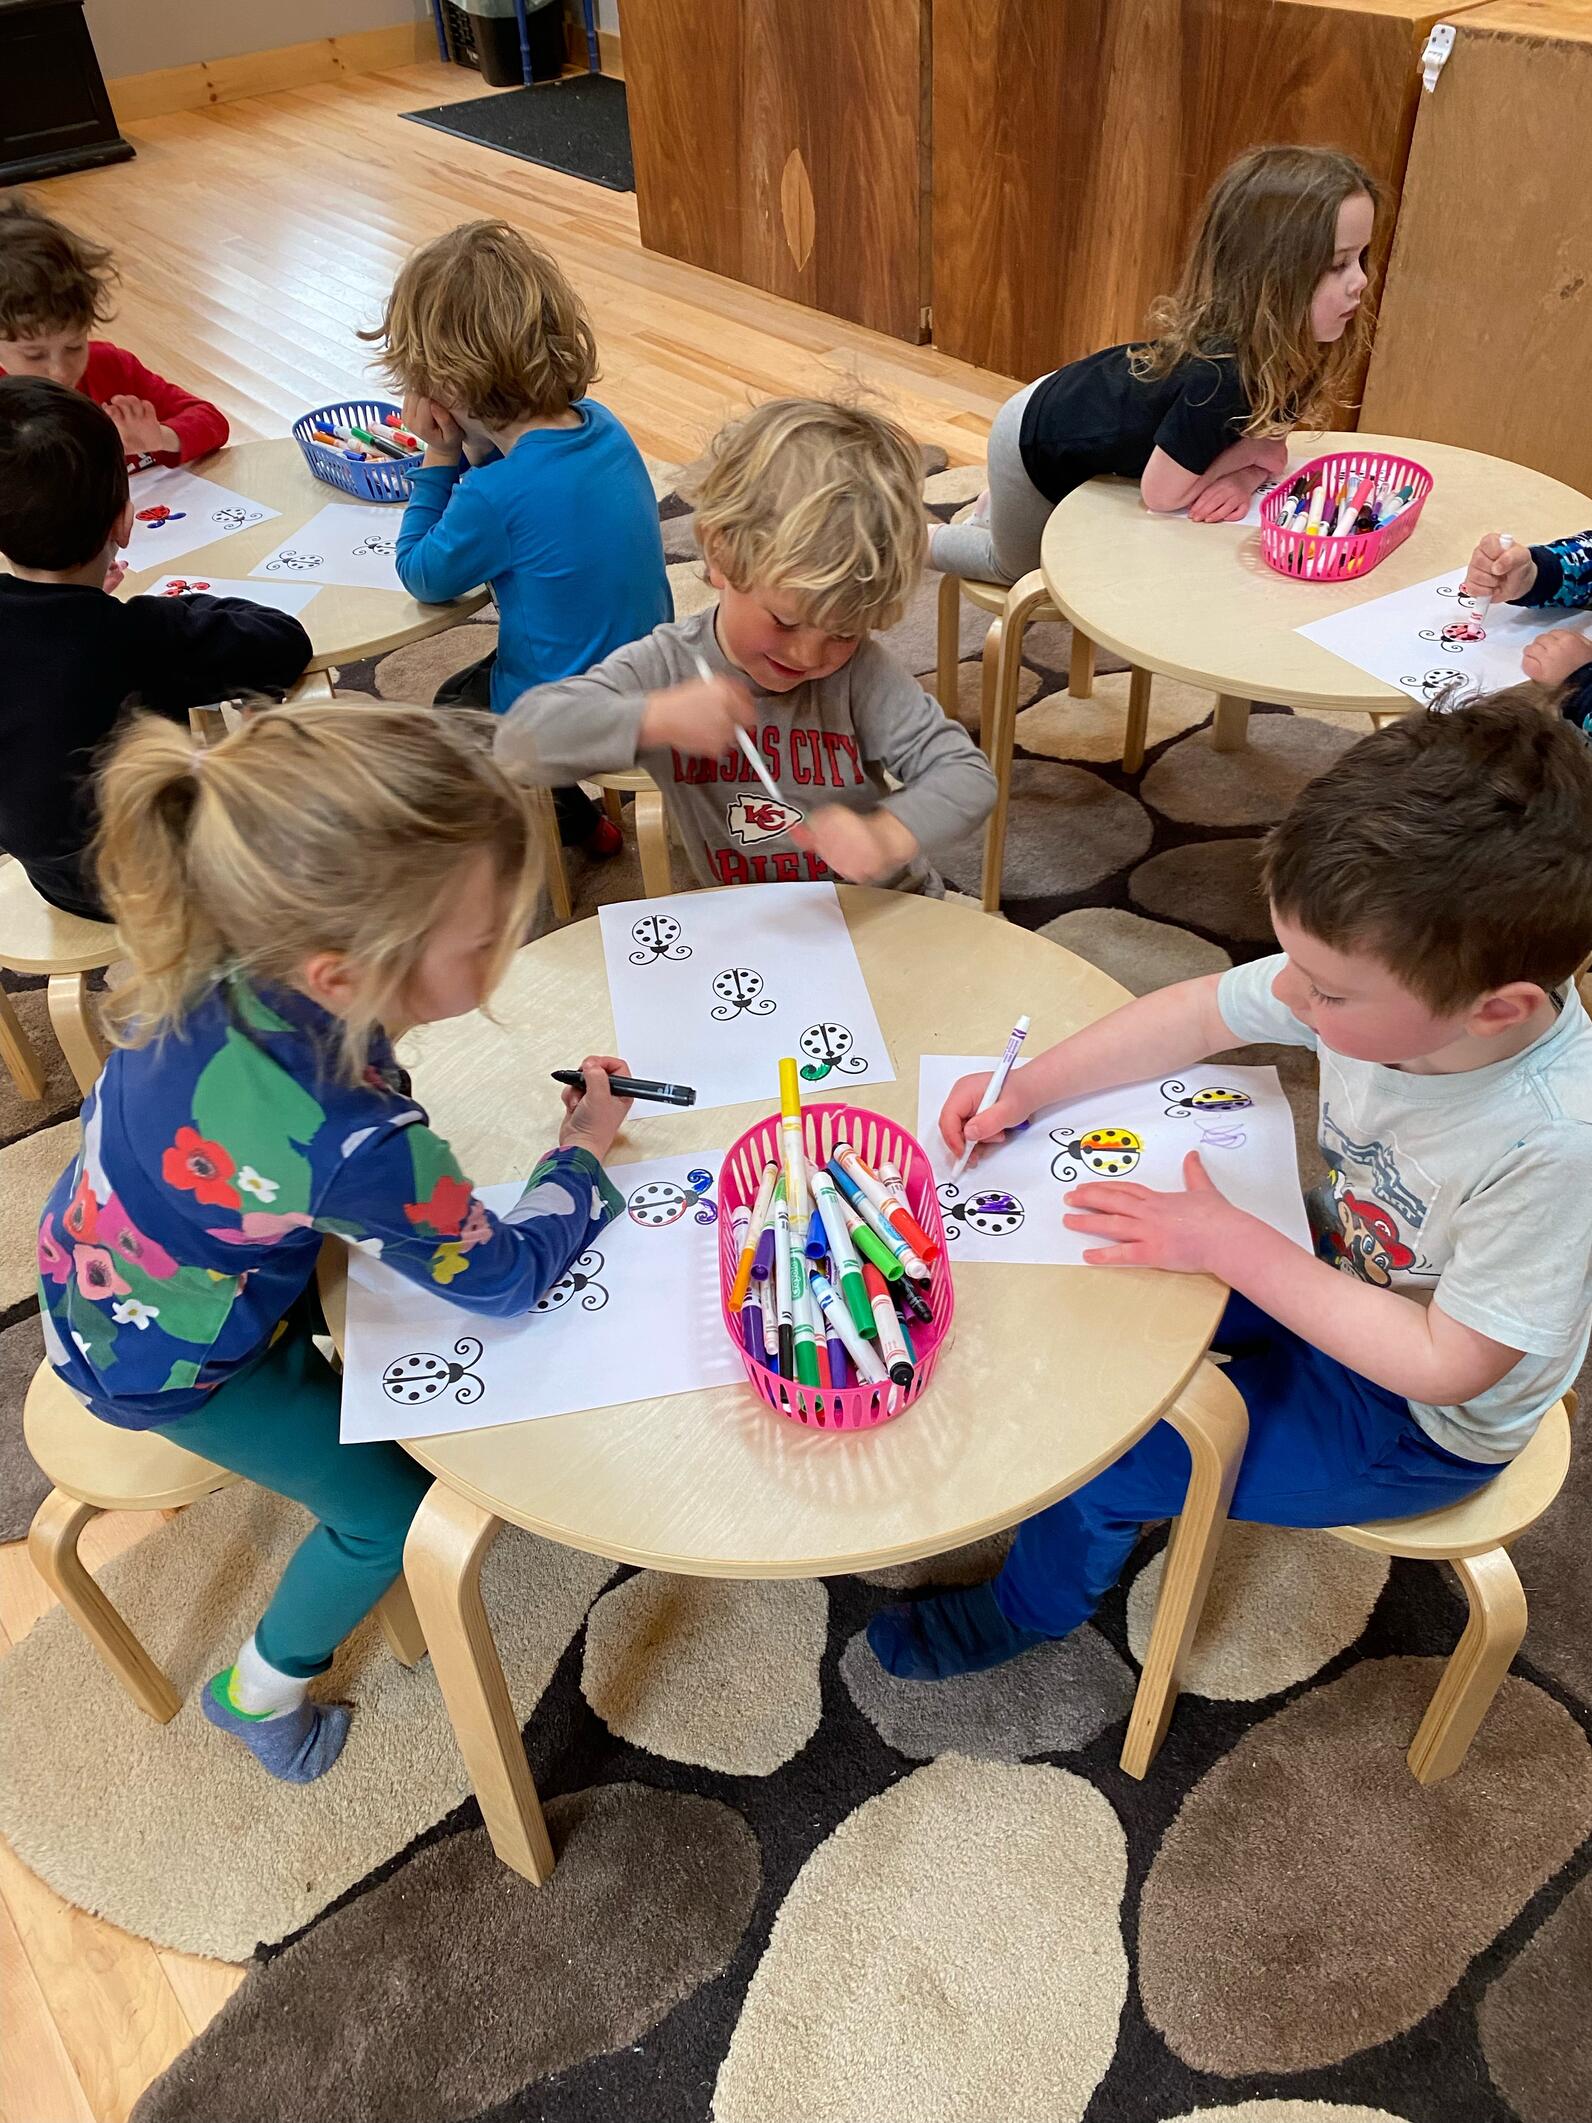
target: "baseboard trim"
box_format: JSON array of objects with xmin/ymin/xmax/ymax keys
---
[
  {"xmin": 598, "ymin": 27, "xmax": 623, "ymax": 78},
  {"xmin": 107, "ymin": 20, "xmax": 434, "ymax": 125}
]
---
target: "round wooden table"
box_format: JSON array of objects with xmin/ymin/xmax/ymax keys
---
[
  {"xmin": 324, "ymin": 886, "xmax": 1247, "ymax": 1880},
  {"xmin": 1040, "ymin": 432, "xmax": 1592, "ymax": 748},
  {"xmin": 120, "ymin": 440, "xmax": 487, "ymax": 676}
]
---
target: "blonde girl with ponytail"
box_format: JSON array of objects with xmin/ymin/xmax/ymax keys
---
[{"xmin": 36, "ymin": 703, "xmax": 634, "ymax": 1783}]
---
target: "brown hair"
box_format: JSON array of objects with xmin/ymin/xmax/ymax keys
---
[
  {"xmin": 688, "ymin": 396, "xmax": 925, "ymax": 635},
  {"xmin": 1130, "ymin": 145, "xmax": 1378, "ymax": 436},
  {"xmin": 360, "ymin": 220, "xmax": 597, "ymax": 427},
  {"xmin": 0, "ymin": 197, "xmax": 115, "ymax": 337},
  {"xmin": 0, "ymin": 376, "xmax": 128, "ymax": 568},
  {"xmin": 1262, "ymin": 692, "xmax": 1592, "ymax": 1011},
  {"xmin": 93, "ymin": 705, "xmax": 540, "ymax": 1081}
]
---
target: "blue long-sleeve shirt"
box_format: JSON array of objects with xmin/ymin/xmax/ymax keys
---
[
  {"xmin": 394, "ymin": 402, "xmax": 672, "ymax": 715},
  {"xmin": 36, "ymin": 974, "xmax": 620, "ymax": 1427},
  {"xmin": 1515, "ymin": 530, "xmax": 1592, "ymax": 738}
]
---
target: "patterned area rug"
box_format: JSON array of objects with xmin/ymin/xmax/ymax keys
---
[{"xmin": 0, "ymin": 460, "xmax": 1588, "ymax": 2123}]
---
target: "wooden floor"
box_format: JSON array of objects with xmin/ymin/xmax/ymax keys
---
[{"xmin": 0, "ymin": 60, "xmax": 1012, "ymax": 2123}]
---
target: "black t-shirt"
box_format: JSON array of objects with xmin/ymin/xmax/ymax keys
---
[
  {"xmin": 1017, "ymin": 344, "xmax": 1254, "ymax": 505},
  {"xmin": 0, "ymin": 576, "xmax": 310, "ymax": 919}
]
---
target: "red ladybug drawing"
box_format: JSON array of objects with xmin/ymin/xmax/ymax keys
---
[{"xmin": 135, "ymin": 505, "xmax": 188, "ymax": 528}]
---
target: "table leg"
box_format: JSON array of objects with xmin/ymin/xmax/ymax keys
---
[
  {"xmin": 402, "ymin": 1481, "xmax": 556, "ymax": 1883},
  {"xmin": 1119, "ymin": 1360, "xmax": 1248, "ymax": 1779},
  {"xmin": 1211, "ymin": 695, "xmax": 1250, "ymax": 751}
]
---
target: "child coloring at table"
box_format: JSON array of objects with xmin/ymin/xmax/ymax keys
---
[
  {"xmin": 497, "ymin": 396, "xmax": 996, "ymax": 891},
  {"xmin": 36, "ymin": 703, "xmax": 636, "ymax": 1782},
  {"xmin": 363, "ymin": 219, "xmax": 670, "ymax": 859},
  {"xmin": 931, "ymin": 145, "xmax": 1377, "ymax": 586},
  {"xmin": 0, "ymin": 198, "xmax": 228, "ymax": 467},
  {"xmin": 0, "ymin": 377, "xmax": 310, "ymax": 920},
  {"xmin": 1465, "ymin": 528, "xmax": 1592, "ymax": 739},
  {"xmin": 870, "ymin": 694, "xmax": 1592, "ymax": 1681}
]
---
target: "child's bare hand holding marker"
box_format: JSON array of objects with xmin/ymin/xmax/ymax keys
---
[
  {"xmin": 638, "ymin": 669, "xmax": 755, "ymax": 759},
  {"xmin": 557, "ymin": 1054, "xmax": 635, "ymax": 1160},
  {"xmin": 1464, "ymin": 533, "xmax": 1536, "ymax": 604}
]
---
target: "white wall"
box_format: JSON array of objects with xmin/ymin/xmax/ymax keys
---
[{"xmin": 84, "ymin": 0, "xmax": 428, "ymax": 79}]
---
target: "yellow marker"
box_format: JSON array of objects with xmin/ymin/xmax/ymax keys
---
[{"xmin": 778, "ymin": 1057, "xmax": 810, "ymax": 1232}]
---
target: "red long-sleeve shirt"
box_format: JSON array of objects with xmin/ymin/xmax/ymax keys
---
[{"xmin": 81, "ymin": 342, "xmax": 229, "ymax": 466}]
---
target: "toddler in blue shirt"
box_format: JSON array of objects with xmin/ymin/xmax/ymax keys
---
[{"xmin": 363, "ymin": 220, "xmax": 670, "ymax": 854}]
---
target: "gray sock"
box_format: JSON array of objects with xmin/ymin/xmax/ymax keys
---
[{"xmin": 203, "ymin": 1672, "xmax": 351, "ymax": 1783}]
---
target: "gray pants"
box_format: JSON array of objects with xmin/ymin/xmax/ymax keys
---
[{"xmin": 928, "ymin": 376, "xmax": 1051, "ymax": 587}]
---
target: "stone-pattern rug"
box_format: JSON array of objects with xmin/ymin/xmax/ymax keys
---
[{"xmin": 0, "ymin": 462, "xmax": 1588, "ymax": 2123}]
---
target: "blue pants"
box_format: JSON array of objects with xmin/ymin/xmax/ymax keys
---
[{"xmin": 995, "ymin": 1293, "xmax": 1501, "ymax": 1640}]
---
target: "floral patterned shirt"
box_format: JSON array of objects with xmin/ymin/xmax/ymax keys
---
[{"xmin": 36, "ymin": 974, "xmax": 620, "ymax": 1428}]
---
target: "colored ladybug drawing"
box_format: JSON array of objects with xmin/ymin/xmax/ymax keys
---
[
  {"xmin": 1050, "ymin": 1125, "xmax": 1143, "ymax": 1180},
  {"xmin": 626, "ymin": 1170, "xmax": 718, "ymax": 1228},
  {"xmin": 161, "ymin": 578, "xmax": 212, "ymax": 596},
  {"xmin": 135, "ymin": 504, "xmax": 187, "ymax": 528},
  {"xmin": 798, "ymin": 1022, "xmax": 866, "ymax": 1080},
  {"xmin": 535, "ymin": 1248, "xmax": 609, "ymax": 1311},
  {"xmin": 629, "ymin": 914, "xmax": 691, "ymax": 965},
  {"xmin": 1162, "ymin": 1079, "xmax": 1253, "ymax": 1148},
  {"xmin": 381, "ymin": 1337, "xmax": 484, "ymax": 1406},
  {"xmin": 1419, "ymin": 618, "xmax": 1486, "ymax": 652},
  {"xmin": 937, "ymin": 1185, "xmax": 1025, "ymax": 1239}
]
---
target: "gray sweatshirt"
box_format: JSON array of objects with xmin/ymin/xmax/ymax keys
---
[{"xmin": 495, "ymin": 606, "xmax": 996, "ymax": 891}]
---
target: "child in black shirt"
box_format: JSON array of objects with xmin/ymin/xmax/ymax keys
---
[
  {"xmin": 0, "ymin": 377, "xmax": 310, "ymax": 919},
  {"xmin": 932, "ymin": 146, "xmax": 1378, "ymax": 586}
]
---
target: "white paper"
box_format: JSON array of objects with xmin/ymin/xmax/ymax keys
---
[
  {"xmin": 598, "ymin": 882, "xmax": 894, "ymax": 1113},
  {"xmin": 917, "ymin": 1057, "xmax": 1312, "ymax": 1264},
  {"xmin": 144, "ymin": 574, "xmax": 320, "ymax": 618},
  {"xmin": 339, "ymin": 1158, "xmax": 744, "ymax": 1443},
  {"xmin": 250, "ymin": 501, "xmax": 403, "ymax": 592},
  {"xmin": 1296, "ymin": 567, "xmax": 1572, "ymax": 707},
  {"xmin": 122, "ymin": 465, "xmax": 280, "ymax": 570}
]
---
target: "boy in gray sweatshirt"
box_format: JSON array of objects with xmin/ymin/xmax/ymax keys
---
[{"xmin": 496, "ymin": 397, "xmax": 995, "ymax": 892}]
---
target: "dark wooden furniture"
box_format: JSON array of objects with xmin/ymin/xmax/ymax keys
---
[{"xmin": 0, "ymin": 0, "xmax": 132, "ymax": 186}]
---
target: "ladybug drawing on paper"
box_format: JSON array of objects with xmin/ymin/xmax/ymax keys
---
[
  {"xmin": 1399, "ymin": 666, "xmax": 1476, "ymax": 709},
  {"xmin": 1435, "ymin": 583, "xmax": 1483, "ymax": 610},
  {"xmin": 1050, "ymin": 1125, "xmax": 1143, "ymax": 1180},
  {"xmin": 798, "ymin": 1022, "xmax": 867, "ymax": 1081},
  {"xmin": 1162, "ymin": 1079, "xmax": 1253, "ymax": 1149},
  {"xmin": 628, "ymin": 914, "xmax": 691, "ymax": 965},
  {"xmin": 534, "ymin": 1247, "xmax": 609, "ymax": 1312},
  {"xmin": 161, "ymin": 579, "xmax": 212, "ymax": 596},
  {"xmin": 1419, "ymin": 619, "xmax": 1486, "ymax": 652},
  {"xmin": 710, "ymin": 967, "xmax": 776, "ymax": 1020},
  {"xmin": 627, "ymin": 1170, "xmax": 718, "ymax": 1228},
  {"xmin": 265, "ymin": 549, "xmax": 323, "ymax": 573},
  {"xmin": 937, "ymin": 1184, "xmax": 1025, "ymax": 1239},
  {"xmin": 134, "ymin": 504, "xmax": 187, "ymax": 529},
  {"xmin": 208, "ymin": 506, "xmax": 254, "ymax": 531},
  {"xmin": 352, "ymin": 534, "xmax": 396, "ymax": 560},
  {"xmin": 381, "ymin": 1336, "xmax": 484, "ymax": 1407}
]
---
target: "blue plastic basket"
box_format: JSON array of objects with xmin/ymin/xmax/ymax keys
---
[{"xmin": 293, "ymin": 398, "xmax": 421, "ymax": 503}]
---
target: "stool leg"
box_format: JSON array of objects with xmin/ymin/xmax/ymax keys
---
[
  {"xmin": 27, "ymin": 1489, "xmax": 182, "ymax": 1723},
  {"xmin": 1123, "ymin": 666, "xmax": 1153, "ymax": 776},
  {"xmin": 601, "ymin": 786, "xmax": 624, "ymax": 830},
  {"xmin": 286, "ymin": 669, "xmax": 337, "ymax": 706},
  {"xmin": 936, "ymin": 570, "xmax": 963, "ymax": 720},
  {"xmin": 532, "ymin": 789, "xmax": 573, "ymax": 924},
  {"xmin": 403, "ymin": 1482, "xmax": 556, "ymax": 1883},
  {"xmin": 1212, "ymin": 694, "xmax": 1251, "ymax": 751},
  {"xmin": 375, "ymin": 1575, "xmax": 427, "ymax": 1667},
  {"xmin": 47, "ymin": 973, "xmax": 107, "ymax": 1096},
  {"xmin": 1068, "ymin": 629, "xmax": 1096, "ymax": 701},
  {"xmin": 1407, "ymin": 1548, "xmax": 1527, "ymax": 1785},
  {"xmin": 1120, "ymin": 1361, "xmax": 1249, "ymax": 1778},
  {"xmin": 978, "ymin": 618, "xmax": 1010, "ymax": 912},
  {"xmin": 0, "ymin": 984, "xmax": 46, "ymax": 1102},
  {"xmin": 635, "ymin": 786, "xmax": 674, "ymax": 898}
]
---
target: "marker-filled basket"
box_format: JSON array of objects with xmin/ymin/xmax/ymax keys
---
[
  {"xmin": 717, "ymin": 1104, "xmax": 954, "ymax": 1432},
  {"xmin": 292, "ymin": 398, "xmax": 419, "ymax": 502},
  {"xmin": 1260, "ymin": 448, "xmax": 1432, "ymax": 583}
]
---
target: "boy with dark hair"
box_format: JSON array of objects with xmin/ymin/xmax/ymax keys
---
[
  {"xmin": 871, "ymin": 695, "xmax": 1592, "ymax": 1681},
  {"xmin": 0, "ymin": 377, "xmax": 310, "ymax": 920}
]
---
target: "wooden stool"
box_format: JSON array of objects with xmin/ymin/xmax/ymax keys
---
[
  {"xmin": 532, "ymin": 770, "xmax": 674, "ymax": 922},
  {"xmin": 1326, "ymin": 1390, "xmax": 1575, "ymax": 1783},
  {"xmin": 0, "ymin": 861, "xmax": 119, "ymax": 1096},
  {"xmin": 23, "ymin": 1361, "xmax": 425, "ymax": 1723}
]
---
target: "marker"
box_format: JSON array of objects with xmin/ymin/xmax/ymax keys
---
[
  {"xmin": 551, "ymin": 1069, "xmax": 696, "ymax": 1108},
  {"xmin": 950, "ymin": 1014, "xmax": 1030, "ymax": 1179},
  {"xmin": 810, "ymin": 1168, "xmax": 876, "ymax": 1337},
  {"xmin": 826, "ymin": 1329, "xmax": 851, "ymax": 1388},
  {"xmin": 690, "ymin": 649, "xmax": 785, "ymax": 809},
  {"xmin": 831, "ymin": 1170, "xmax": 928, "ymax": 1279},
  {"xmin": 752, "ymin": 1174, "xmax": 783, "ymax": 1284},
  {"xmin": 897, "ymin": 1314, "xmax": 918, "ymax": 1367},
  {"xmin": 730, "ymin": 1161, "xmax": 780, "ymax": 1308},
  {"xmin": 1474, "ymin": 533, "xmax": 1514, "ymax": 623},
  {"xmin": 348, "ymin": 423, "xmax": 411, "ymax": 460},
  {"xmin": 894, "ymin": 1273, "xmax": 934, "ymax": 1325},
  {"xmin": 728, "ymin": 1202, "xmax": 751, "ymax": 1320},
  {"xmin": 862, "ymin": 1261, "xmax": 913, "ymax": 1385},
  {"xmin": 759, "ymin": 1280, "xmax": 778, "ymax": 1365},
  {"xmin": 810, "ymin": 1272, "xmax": 889, "ymax": 1384},
  {"xmin": 815, "ymin": 1336, "xmax": 832, "ymax": 1389},
  {"xmin": 1303, "ymin": 483, "xmax": 1326, "ymax": 535},
  {"xmin": 778, "ymin": 1058, "xmax": 810, "ymax": 1231},
  {"xmin": 837, "ymin": 1194, "xmax": 904, "ymax": 1280},
  {"xmin": 790, "ymin": 1250, "xmax": 821, "ymax": 1388},
  {"xmin": 831, "ymin": 1144, "xmax": 937, "ymax": 1262},
  {"xmin": 773, "ymin": 1194, "xmax": 795, "ymax": 1377}
]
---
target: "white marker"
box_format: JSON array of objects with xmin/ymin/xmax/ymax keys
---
[
  {"xmin": 951, "ymin": 1014, "xmax": 1030, "ymax": 1179},
  {"xmin": 691, "ymin": 649, "xmax": 784, "ymax": 808},
  {"xmin": 1474, "ymin": 533, "xmax": 1514, "ymax": 624},
  {"xmin": 810, "ymin": 1272, "xmax": 889, "ymax": 1384}
]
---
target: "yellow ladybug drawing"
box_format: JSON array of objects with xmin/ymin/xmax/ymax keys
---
[{"xmin": 1050, "ymin": 1125, "xmax": 1143, "ymax": 1180}]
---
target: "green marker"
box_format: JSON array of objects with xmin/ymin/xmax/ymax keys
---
[
  {"xmin": 839, "ymin": 1196, "xmax": 902, "ymax": 1282},
  {"xmin": 811, "ymin": 1168, "xmax": 877, "ymax": 1339},
  {"xmin": 790, "ymin": 1246, "xmax": 821, "ymax": 1387}
]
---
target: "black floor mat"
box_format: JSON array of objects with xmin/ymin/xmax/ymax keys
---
[{"xmin": 401, "ymin": 73, "xmax": 632, "ymax": 192}]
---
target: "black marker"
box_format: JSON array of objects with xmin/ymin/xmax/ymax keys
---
[{"xmin": 551, "ymin": 1069, "xmax": 696, "ymax": 1108}]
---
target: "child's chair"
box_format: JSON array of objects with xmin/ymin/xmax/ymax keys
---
[
  {"xmin": 0, "ymin": 860, "xmax": 118, "ymax": 1097},
  {"xmin": 23, "ymin": 1359, "xmax": 426, "ymax": 1721},
  {"xmin": 531, "ymin": 771, "xmax": 675, "ymax": 921}
]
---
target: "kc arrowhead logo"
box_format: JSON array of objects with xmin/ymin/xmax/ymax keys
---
[{"xmin": 727, "ymin": 793, "xmax": 805, "ymax": 845}]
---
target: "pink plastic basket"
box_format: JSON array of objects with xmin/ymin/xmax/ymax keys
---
[
  {"xmin": 717, "ymin": 1104, "xmax": 955, "ymax": 1432},
  {"xmin": 1260, "ymin": 448, "xmax": 1432, "ymax": 583}
]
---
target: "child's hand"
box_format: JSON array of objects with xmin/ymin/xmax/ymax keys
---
[
  {"xmin": 1062, "ymin": 1150, "xmax": 1239, "ymax": 1273},
  {"xmin": 102, "ymin": 556, "xmax": 127, "ymax": 595},
  {"xmin": 402, "ymin": 392, "xmax": 465, "ymax": 462},
  {"xmin": 1464, "ymin": 533, "xmax": 1536, "ymax": 604},
  {"xmin": 638, "ymin": 674, "xmax": 754, "ymax": 758},
  {"xmin": 1522, "ymin": 628, "xmax": 1592, "ymax": 687},
  {"xmin": 1188, "ymin": 471, "xmax": 1262, "ymax": 524},
  {"xmin": 557, "ymin": 1054, "xmax": 634, "ymax": 1161},
  {"xmin": 940, "ymin": 1067, "xmax": 1029, "ymax": 1159},
  {"xmin": 801, "ymin": 804, "xmax": 917, "ymax": 884},
  {"xmin": 104, "ymin": 394, "xmax": 178, "ymax": 458}
]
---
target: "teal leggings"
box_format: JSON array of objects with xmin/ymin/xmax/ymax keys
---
[{"xmin": 167, "ymin": 1312, "xmax": 433, "ymax": 1678}]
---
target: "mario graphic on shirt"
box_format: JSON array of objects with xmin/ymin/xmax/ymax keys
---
[{"xmin": 1318, "ymin": 1168, "xmax": 1417, "ymax": 1288}]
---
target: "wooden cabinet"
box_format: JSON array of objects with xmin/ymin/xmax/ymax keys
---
[
  {"xmin": 0, "ymin": 0, "xmax": 131, "ymax": 184},
  {"xmin": 930, "ymin": 0, "xmax": 1468, "ymax": 383},
  {"xmin": 618, "ymin": 0, "xmax": 930, "ymax": 343},
  {"xmin": 1360, "ymin": 0, "xmax": 1592, "ymax": 493}
]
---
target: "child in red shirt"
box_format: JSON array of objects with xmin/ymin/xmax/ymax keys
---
[{"xmin": 0, "ymin": 198, "xmax": 227, "ymax": 468}]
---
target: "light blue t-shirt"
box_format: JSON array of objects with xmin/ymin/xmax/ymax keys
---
[
  {"xmin": 1218, "ymin": 954, "xmax": 1592, "ymax": 1462},
  {"xmin": 395, "ymin": 401, "xmax": 671, "ymax": 713}
]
